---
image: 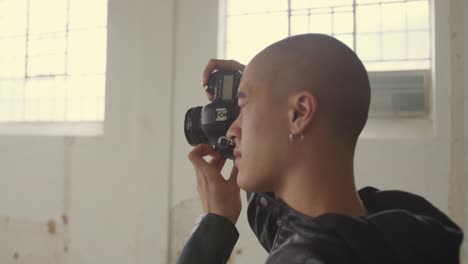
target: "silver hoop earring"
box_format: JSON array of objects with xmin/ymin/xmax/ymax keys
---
[{"xmin": 289, "ymin": 132, "xmax": 304, "ymax": 142}]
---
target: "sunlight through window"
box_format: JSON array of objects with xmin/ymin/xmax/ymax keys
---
[
  {"xmin": 0, "ymin": 0, "xmax": 108, "ymax": 122},
  {"xmin": 225, "ymin": 0, "xmax": 431, "ymax": 72}
]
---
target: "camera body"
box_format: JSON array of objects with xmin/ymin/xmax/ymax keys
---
[{"xmin": 184, "ymin": 70, "xmax": 241, "ymax": 159}]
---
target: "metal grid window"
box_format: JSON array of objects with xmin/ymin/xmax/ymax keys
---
[
  {"xmin": 225, "ymin": 0, "xmax": 431, "ymax": 72},
  {"xmin": 0, "ymin": 0, "xmax": 108, "ymax": 122}
]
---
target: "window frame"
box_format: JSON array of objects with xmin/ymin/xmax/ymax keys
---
[
  {"xmin": 0, "ymin": 0, "xmax": 108, "ymax": 127},
  {"xmin": 219, "ymin": 0, "xmax": 433, "ymax": 119}
]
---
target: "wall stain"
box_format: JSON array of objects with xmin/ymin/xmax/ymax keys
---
[
  {"xmin": 62, "ymin": 213, "xmax": 69, "ymax": 225},
  {"xmin": 170, "ymin": 197, "xmax": 203, "ymax": 263},
  {"xmin": 1, "ymin": 215, "xmax": 66, "ymax": 261},
  {"xmin": 47, "ymin": 220, "xmax": 56, "ymax": 235}
]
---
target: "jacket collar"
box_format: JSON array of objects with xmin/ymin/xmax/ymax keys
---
[{"xmin": 254, "ymin": 187, "xmax": 380, "ymax": 226}]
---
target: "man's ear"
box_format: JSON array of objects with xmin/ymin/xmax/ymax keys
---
[{"xmin": 288, "ymin": 90, "xmax": 318, "ymax": 134}]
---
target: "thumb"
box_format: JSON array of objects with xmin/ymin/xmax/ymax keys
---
[{"xmin": 188, "ymin": 144, "xmax": 213, "ymax": 173}]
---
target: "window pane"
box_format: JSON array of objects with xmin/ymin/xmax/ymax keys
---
[
  {"xmin": 382, "ymin": 33, "xmax": 406, "ymax": 60},
  {"xmin": 68, "ymin": 29, "xmax": 107, "ymax": 75},
  {"xmin": 27, "ymin": 54, "xmax": 65, "ymax": 76},
  {"xmin": 333, "ymin": 11, "xmax": 353, "ymax": 34},
  {"xmin": 408, "ymin": 31, "xmax": 430, "ymax": 59},
  {"xmin": 27, "ymin": 32, "xmax": 67, "ymax": 76},
  {"xmin": 0, "ymin": 80, "xmax": 15, "ymax": 102},
  {"xmin": 24, "ymin": 78, "xmax": 56, "ymax": 121},
  {"xmin": 356, "ymin": 5, "xmax": 380, "ymax": 33},
  {"xmin": 10, "ymin": 81, "xmax": 25, "ymax": 120},
  {"xmin": 0, "ymin": 0, "xmax": 108, "ymax": 122},
  {"xmin": 226, "ymin": 15, "xmax": 245, "ymax": 43},
  {"xmin": 0, "ymin": 37, "xmax": 26, "ymax": 78},
  {"xmin": 226, "ymin": 0, "xmax": 431, "ymax": 72},
  {"xmin": 28, "ymin": 34, "xmax": 66, "ymax": 56},
  {"xmin": 381, "ymin": 3, "xmax": 406, "ymax": 31},
  {"xmin": 0, "ymin": 0, "xmax": 27, "ymax": 37},
  {"xmin": 407, "ymin": 1, "xmax": 429, "ymax": 30},
  {"xmin": 292, "ymin": 0, "xmax": 352, "ymax": 9},
  {"xmin": 227, "ymin": 12, "xmax": 288, "ymax": 63},
  {"xmin": 310, "ymin": 13, "xmax": 332, "ymax": 34},
  {"xmin": 66, "ymin": 75, "xmax": 105, "ymax": 121},
  {"xmin": 357, "ymin": 0, "xmax": 398, "ymax": 3},
  {"xmin": 0, "ymin": 56, "xmax": 25, "ymax": 79},
  {"xmin": 0, "ymin": 102, "xmax": 13, "ymax": 120},
  {"xmin": 28, "ymin": 0, "xmax": 68, "ymax": 35},
  {"xmin": 290, "ymin": 15, "xmax": 309, "ymax": 35},
  {"xmin": 335, "ymin": 34, "xmax": 353, "ymax": 50},
  {"xmin": 69, "ymin": 0, "xmax": 108, "ymax": 29},
  {"xmin": 356, "ymin": 33, "xmax": 380, "ymax": 61},
  {"xmin": 0, "ymin": 37, "xmax": 26, "ymax": 58},
  {"xmin": 228, "ymin": 0, "xmax": 287, "ymax": 14}
]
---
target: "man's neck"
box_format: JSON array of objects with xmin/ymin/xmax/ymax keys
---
[{"xmin": 274, "ymin": 150, "xmax": 367, "ymax": 218}]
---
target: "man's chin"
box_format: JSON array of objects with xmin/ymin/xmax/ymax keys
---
[{"xmin": 237, "ymin": 174, "xmax": 273, "ymax": 193}]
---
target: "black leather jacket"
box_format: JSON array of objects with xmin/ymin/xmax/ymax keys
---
[{"xmin": 177, "ymin": 187, "xmax": 463, "ymax": 264}]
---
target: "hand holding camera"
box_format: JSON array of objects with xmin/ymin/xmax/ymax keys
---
[{"xmin": 186, "ymin": 59, "xmax": 245, "ymax": 225}]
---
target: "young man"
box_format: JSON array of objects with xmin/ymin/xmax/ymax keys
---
[{"xmin": 177, "ymin": 34, "xmax": 463, "ymax": 263}]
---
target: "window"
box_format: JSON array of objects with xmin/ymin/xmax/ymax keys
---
[
  {"xmin": 223, "ymin": 0, "xmax": 431, "ymax": 116},
  {"xmin": 0, "ymin": 0, "xmax": 108, "ymax": 122}
]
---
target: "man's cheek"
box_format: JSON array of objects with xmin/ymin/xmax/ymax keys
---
[{"xmin": 247, "ymin": 113, "xmax": 265, "ymax": 132}]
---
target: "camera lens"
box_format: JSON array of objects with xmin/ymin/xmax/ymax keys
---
[{"xmin": 184, "ymin": 106, "xmax": 209, "ymax": 146}]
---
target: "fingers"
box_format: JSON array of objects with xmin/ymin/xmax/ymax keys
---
[
  {"xmin": 188, "ymin": 144, "xmax": 224, "ymax": 181},
  {"xmin": 202, "ymin": 59, "xmax": 245, "ymax": 86},
  {"xmin": 228, "ymin": 164, "xmax": 239, "ymax": 188},
  {"xmin": 209, "ymin": 155, "xmax": 227, "ymax": 172},
  {"xmin": 188, "ymin": 144, "xmax": 214, "ymax": 170}
]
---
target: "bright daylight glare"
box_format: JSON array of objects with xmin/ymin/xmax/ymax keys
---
[
  {"xmin": 0, "ymin": 0, "xmax": 108, "ymax": 122},
  {"xmin": 225, "ymin": 0, "xmax": 431, "ymax": 72}
]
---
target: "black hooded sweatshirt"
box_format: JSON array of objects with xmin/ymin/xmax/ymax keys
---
[{"xmin": 177, "ymin": 186, "xmax": 463, "ymax": 264}]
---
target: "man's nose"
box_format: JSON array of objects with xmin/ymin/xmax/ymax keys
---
[{"xmin": 226, "ymin": 117, "xmax": 241, "ymax": 142}]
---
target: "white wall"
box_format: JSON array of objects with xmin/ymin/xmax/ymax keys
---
[
  {"xmin": 0, "ymin": 0, "xmax": 174, "ymax": 263},
  {"xmin": 464, "ymin": 0, "xmax": 468, "ymax": 180},
  {"xmin": 463, "ymin": 0, "xmax": 468, "ymax": 259},
  {"xmin": 464, "ymin": 0, "xmax": 468, "ymax": 215}
]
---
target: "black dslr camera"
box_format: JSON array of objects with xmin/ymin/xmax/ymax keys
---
[{"xmin": 184, "ymin": 70, "xmax": 241, "ymax": 160}]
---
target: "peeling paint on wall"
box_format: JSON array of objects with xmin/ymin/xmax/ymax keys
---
[
  {"xmin": 47, "ymin": 220, "xmax": 56, "ymax": 235},
  {"xmin": 169, "ymin": 197, "xmax": 250, "ymax": 264},
  {"xmin": 0, "ymin": 215, "xmax": 66, "ymax": 264},
  {"xmin": 61, "ymin": 214, "xmax": 68, "ymax": 226},
  {"xmin": 169, "ymin": 197, "xmax": 202, "ymax": 263}
]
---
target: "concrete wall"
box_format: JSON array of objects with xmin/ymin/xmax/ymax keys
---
[
  {"xmin": 0, "ymin": 0, "xmax": 465, "ymax": 263},
  {"xmin": 450, "ymin": 0, "xmax": 466, "ymax": 259},
  {"xmin": 464, "ymin": 0, "xmax": 468, "ymax": 259},
  {"xmin": 1, "ymin": 0, "xmax": 174, "ymax": 263},
  {"xmin": 464, "ymin": 0, "xmax": 468, "ymax": 219}
]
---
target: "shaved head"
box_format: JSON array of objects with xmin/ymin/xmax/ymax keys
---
[
  {"xmin": 248, "ymin": 34, "xmax": 370, "ymax": 147},
  {"xmin": 227, "ymin": 34, "xmax": 371, "ymax": 192}
]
